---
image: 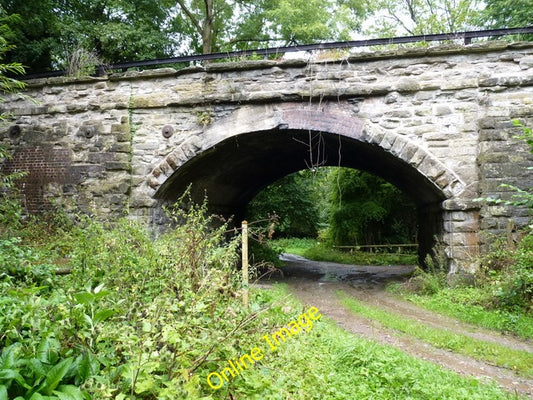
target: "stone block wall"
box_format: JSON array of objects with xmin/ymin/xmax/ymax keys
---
[{"xmin": 1, "ymin": 93, "xmax": 132, "ymax": 215}]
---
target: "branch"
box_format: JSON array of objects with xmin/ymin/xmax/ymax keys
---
[
  {"xmin": 176, "ymin": 0, "xmax": 202, "ymax": 35},
  {"xmin": 384, "ymin": 3, "xmax": 415, "ymax": 35},
  {"xmin": 188, "ymin": 297, "xmax": 291, "ymax": 374},
  {"xmin": 204, "ymin": 0, "xmax": 213, "ymax": 25},
  {"xmin": 405, "ymin": 0, "xmax": 418, "ymax": 24},
  {"xmin": 425, "ymin": 0, "xmax": 436, "ymax": 16}
]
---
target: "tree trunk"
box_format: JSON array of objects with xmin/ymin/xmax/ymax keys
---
[{"xmin": 202, "ymin": 0, "xmax": 214, "ymax": 54}]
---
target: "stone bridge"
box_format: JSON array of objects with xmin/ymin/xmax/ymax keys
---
[{"xmin": 2, "ymin": 41, "xmax": 533, "ymax": 274}]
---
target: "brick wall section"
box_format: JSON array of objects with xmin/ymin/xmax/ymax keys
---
[{"xmin": 1, "ymin": 147, "xmax": 78, "ymax": 213}]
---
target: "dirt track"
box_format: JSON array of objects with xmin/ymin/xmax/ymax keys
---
[{"xmin": 261, "ymin": 254, "xmax": 533, "ymax": 398}]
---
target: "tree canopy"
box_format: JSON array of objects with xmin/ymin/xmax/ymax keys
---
[
  {"xmin": 246, "ymin": 171, "xmax": 320, "ymax": 238},
  {"xmin": 1, "ymin": 0, "xmax": 531, "ymax": 72},
  {"xmin": 363, "ymin": 0, "xmax": 484, "ymax": 37},
  {"xmin": 56, "ymin": 0, "xmax": 174, "ymax": 63},
  {"xmin": 0, "ymin": 0, "xmax": 59, "ymax": 73},
  {"xmin": 480, "ymin": 0, "xmax": 533, "ymax": 30},
  {"xmin": 0, "ymin": 0, "xmax": 369, "ymax": 71},
  {"xmin": 325, "ymin": 168, "xmax": 417, "ymax": 246}
]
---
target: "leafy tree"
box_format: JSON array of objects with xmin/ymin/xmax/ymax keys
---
[
  {"xmin": 257, "ymin": 0, "xmax": 366, "ymax": 46},
  {"xmin": 479, "ymin": 0, "xmax": 533, "ymax": 40},
  {"xmin": 1, "ymin": 0, "xmax": 176, "ymax": 70},
  {"xmin": 246, "ymin": 171, "xmax": 320, "ymax": 238},
  {"xmin": 172, "ymin": 0, "xmax": 368, "ymax": 54},
  {"xmin": 364, "ymin": 0, "xmax": 483, "ymax": 37},
  {"xmin": 172, "ymin": 0, "xmax": 234, "ymax": 54},
  {"xmin": 0, "ymin": 0, "xmax": 60, "ymax": 73},
  {"xmin": 2, "ymin": 0, "xmax": 370, "ymax": 70},
  {"xmin": 55, "ymin": 0, "xmax": 175, "ymax": 64},
  {"xmin": 326, "ymin": 168, "xmax": 417, "ymax": 246}
]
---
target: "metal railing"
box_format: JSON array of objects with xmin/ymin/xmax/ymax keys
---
[{"xmin": 22, "ymin": 26, "xmax": 533, "ymax": 80}]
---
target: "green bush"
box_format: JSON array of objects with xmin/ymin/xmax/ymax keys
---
[
  {"xmin": 0, "ymin": 237, "xmax": 55, "ymax": 284},
  {"xmin": 248, "ymin": 239, "xmax": 283, "ymax": 267},
  {"xmin": 246, "ymin": 171, "xmax": 320, "ymax": 238},
  {"xmin": 0, "ymin": 197, "xmax": 252, "ymax": 398},
  {"xmin": 401, "ymin": 268, "xmax": 447, "ymax": 295},
  {"xmin": 490, "ymin": 232, "xmax": 533, "ymax": 311}
]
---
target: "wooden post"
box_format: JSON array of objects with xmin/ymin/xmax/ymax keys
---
[
  {"xmin": 242, "ymin": 220, "xmax": 249, "ymax": 309},
  {"xmin": 507, "ymin": 219, "xmax": 515, "ymax": 249}
]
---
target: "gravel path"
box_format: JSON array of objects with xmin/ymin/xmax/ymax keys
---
[{"xmin": 259, "ymin": 254, "xmax": 533, "ymax": 398}]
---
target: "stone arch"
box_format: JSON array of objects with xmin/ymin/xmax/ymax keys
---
[
  {"xmin": 147, "ymin": 103, "xmax": 466, "ymax": 200},
  {"xmin": 147, "ymin": 103, "xmax": 476, "ymax": 272}
]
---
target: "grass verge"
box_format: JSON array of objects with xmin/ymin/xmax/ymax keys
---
[
  {"xmin": 338, "ymin": 290, "xmax": 533, "ymax": 378},
  {"xmin": 228, "ymin": 284, "xmax": 520, "ymax": 399},
  {"xmin": 270, "ymin": 237, "xmax": 317, "ymax": 256},
  {"xmin": 395, "ymin": 287, "xmax": 533, "ymax": 340},
  {"xmin": 272, "ymin": 239, "xmax": 418, "ymax": 266}
]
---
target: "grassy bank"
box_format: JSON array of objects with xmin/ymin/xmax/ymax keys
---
[
  {"xmin": 388, "ymin": 284, "xmax": 533, "ymax": 340},
  {"xmin": 338, "ymin": 291, "xmax": 533, "ymax": 378},
  {"xmin": 272, "ymin": 238, "xmax": 418, "ymax": 265},
  {"xmin": 385, "ymin": 231, "xmax": 533, "ymax": 340}
]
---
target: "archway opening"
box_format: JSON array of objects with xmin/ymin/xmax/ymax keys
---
[
  {"xmin": 245, "ymin": 167, "xmax": 419, "ymax": 265},
  {"xmin": 154, "ymin": 128, "xmax": 447, "ymax": 266}
]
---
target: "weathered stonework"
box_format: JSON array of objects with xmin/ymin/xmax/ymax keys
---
[{"xmin": 1, "ymin": 41, "xmax": 533, "ymax": 274}]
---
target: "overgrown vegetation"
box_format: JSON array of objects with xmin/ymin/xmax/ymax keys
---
[
  {"xmin": 0, "ymin": 205, "xmax": 515, "ymax": 399},
  {"xmin": 246, "ymin": 171, "xmax": 320, "ymax": 238},
  {"xmin": 0, "ymin": 33, "xmax": 27, "ymax": 233},
  {"xmin": 65, "ymin": 47, "xmax": 103, "ymax": 78},
  {"xmin": 325, "ymin": 168, "xmax": 417, "ymax": 246},
  {"xmin": 391, "ymin": 230, "xmax": 533, "ymax": 338},
  {"xmin": 0, "ymin": 214, "xmax": 516, "ymax": 400},
  {"xmin": 0, "ymin": 200, "xmax": 245, "ymax": 399}
]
